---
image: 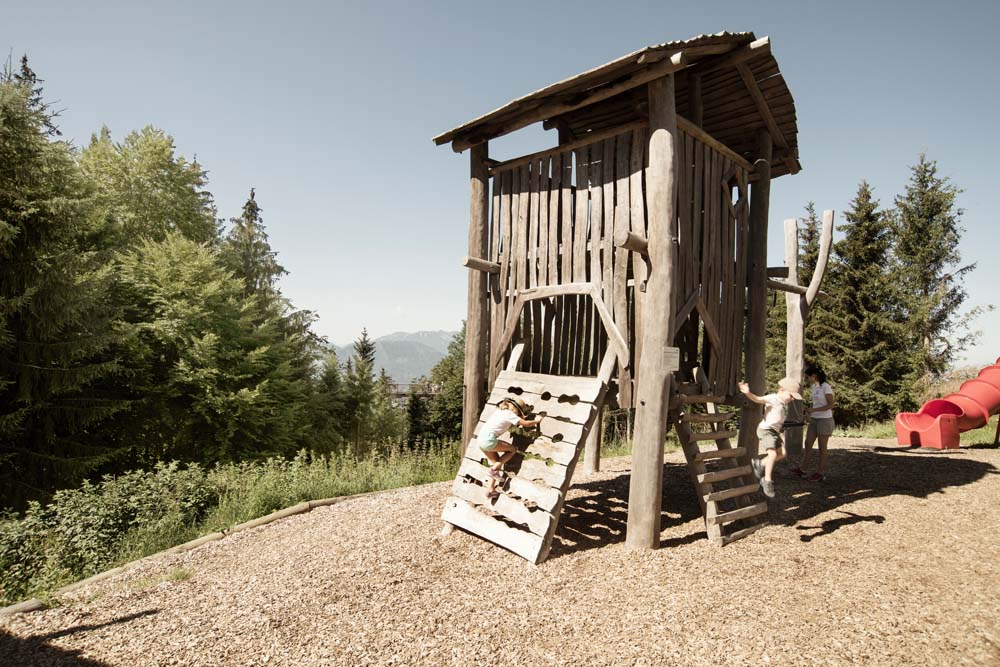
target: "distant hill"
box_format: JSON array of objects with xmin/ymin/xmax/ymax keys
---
[{"xmin": 333, "ymin": 330, "xmax": 458, "ymax": 383}]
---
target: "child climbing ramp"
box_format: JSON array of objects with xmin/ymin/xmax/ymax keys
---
[{"xmin": 895, "ymin": 356, "xmax": 1000, "ymax": 449}]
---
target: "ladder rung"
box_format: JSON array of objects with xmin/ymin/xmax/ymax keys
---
[
  {"xmin": 675, "ymin": 394, "xmax": 727, "ymax": 405},
  {"xmin": 706, "ymin": 502, "xmax": 768, "ymax": 526},
  {"xmin": 703, "ymin": 482, "xmax": 760, "ymax": 503},
  {"xmin": 719, "ymin": 520, "xmax": 768, "ymax": 545},
  {"xmin": 680, "ymin": 413, "xmax": 731, "ymax": 424},
  {"xmin": 676, "ymin": 382, "xmax": 702, "ymax": 395},
  {"xmin": 695, "ymin": 446, "xmax": 746, "ymax": 462},
  {"xmin": 696, "ymin": 465, "xmax": 752, "ymax": 484},
  {"xmin": 688, "ymin": 429, "xmax": 738, "ymax": 442}
]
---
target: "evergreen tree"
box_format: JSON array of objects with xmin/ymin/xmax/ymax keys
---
[
  {"xmin": 370, "ymin": 368, "xmax": 404, "ymax": 444},
  {"xmin": 426, "ymin": 325, "xmax": 465, "ymax": 441},
  {"xmin": 222, "ymin": 189, "xmax": 286, "ymax": 299},
  {"xmin": 0, "ymin": 59, "xmax": 123, "ymax": 506},
  {"xmin": 810, "ymin": 182, "xmax": 911, "ymax": 424},
  {"xmin": 405, "ymin": 387, "xmax": 430, "ymax": 447},
  {"xmin": 114, "ymin": 233, "xmax": 311, "ymax": 463},
  {"xmin": 307, "ymin": 351, "xmax": 348, "ymax": 452},
  {"xmin": 343, "ymin": 330, "xmax": 377, "ymax": 447},
  {"xmin": 894, "ymin": 154, "xmax": 976, "ymax": 376}
]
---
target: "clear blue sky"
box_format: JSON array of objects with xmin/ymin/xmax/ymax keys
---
[{"xmin": 4, "ymin": 0, "xmax": 998, "ymax": 366}]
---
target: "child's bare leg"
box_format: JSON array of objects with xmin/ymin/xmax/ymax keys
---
[
  {"xmin": 764, "ymin": 447, "xmax": 784, "ymax": 481},
  {"xmin": 489, "ymin": 442, "xmax": 518, "ymax": 471}
]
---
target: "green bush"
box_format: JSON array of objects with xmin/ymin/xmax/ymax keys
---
[{"xmin": 0, "ymin": 442, "xmax": 459, "ymax": 606}]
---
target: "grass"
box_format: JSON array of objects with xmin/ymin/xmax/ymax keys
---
[{"xmin": 130, "ymin": 568, "xmax": 192, "ymax": 591}]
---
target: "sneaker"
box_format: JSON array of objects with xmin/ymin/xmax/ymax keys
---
[
  {"xmin": 806, "ymin": 472, "xmax": 825, "ymax": 482},
  {"xmin": 760, "ymin": 478, "xmax": 776, "ymax": 498},
  {"xmin": 750, "ymin": 458, "xmax": 764, "ymax": 480},
  {"xmin": 791, "ymin": 467, "xmax": 806, "ymax": 478}
]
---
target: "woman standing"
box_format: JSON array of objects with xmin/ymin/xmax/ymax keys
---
[{"xmin": 794, "ymin": 365, "xmax": 836, "ymax": 482}]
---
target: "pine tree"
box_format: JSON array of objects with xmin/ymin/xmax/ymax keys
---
[
  {"xmin": 0, "ymin": 59, "xmax": 122, "ymax": 506},
  {"xmin": 810, "ymin": 182, "xmax": 911, "ymax": 424},
  {"xmin": 370, "ymin": 368, "xmax": 404, "ymax": 444},
  {"xmin": 343, "ymin": 330, "xmax": 377, "ymax": 448},
  {"xmin": 894, "ymin": 154, "xmax": 976, "ymax": 376},
  {"xmin": 222, "ymin": 189, "xmax": 286, "ymax": 299},
  {"xmin": 307, "ymin": 351, "xmax": 348, "ymax": 452},
  {"xmin": 426, "ymin": 325, "xmax": 465, "ymax": 441},
  {"xmin": 405, "ymin": 387, "xmax": 430, "ymax": 447}
]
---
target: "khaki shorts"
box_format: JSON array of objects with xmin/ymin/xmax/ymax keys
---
[
  {"xmin": 756, "ymin": 426, "xmax": 783, "ymax": 450},
  {"xmin": 807, "ymin": 417, "xmax": 835, "ymax": 437}
]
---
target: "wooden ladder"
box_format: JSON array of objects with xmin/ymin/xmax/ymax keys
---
[{"xmin": 673, "ymin": 369, "xmax": 768, "ymax": 545}]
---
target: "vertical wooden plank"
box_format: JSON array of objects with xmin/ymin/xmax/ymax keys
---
[
  {"xmin": 517, "ymin": 165, "xmax": 531, "ymax": 369},
  {"xmin": 530, "ymin": 159, "xmax": 545, "ymax": 370},
  {"xmin": 497, "ymin": 169, "xmax": 514, "ymax": 376},
  {"xmin": 528, "ymin": 160, "xmax": 540, "ymax": 290},
  {"xmin": 734, "ymin": 167, "xmax": 749, "ymax": 395},
  {"xmin": 575, "ymin": 147, "xmax": 591, "ymax": 376},
  {"xmin": 630, "ymin": 129, "xmax": 647, "ymax": 379},
  {"xmin": 589, "ymin": 141, "xmax": 605, "ymax": 376},
  {"xmin": 548, "ymin": 154, "xmax": 563, "ymax": 374},
  {"xmin": 602, "ymin": 137, "xmax": 615, "ymax": 320},
  {"xmin": 489, "ymin": 173, "xmax": 502, "ymax": 384},
  {"xmin": 559, "ymin": 151, "xmax": 574, "ymax": 373},
  {"xmin": 462, "ymin": 143, "xmax": 491, "ymax": 448},
  {"xmin": 709, "ymin": 148, "xmax": 722, "ymax": 390},
  {"xmin": 538, "ymin": 157, "xmax": 553, "ymax": 374},
  {"xmin": 626, "ymin": 73, "xmax": 678, "ymax": 551},
  {"xmin": 613, "ymin": 131, "xmax": 632, "ymax": 406}
]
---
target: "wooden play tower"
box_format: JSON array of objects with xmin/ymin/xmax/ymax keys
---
[{"xmin": 434, "ymin": 32, "xmax": 802, "ymax": 562}]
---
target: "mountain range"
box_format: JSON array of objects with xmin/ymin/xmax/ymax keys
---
[{"xmin": 333, "ymin": 330, "xmax": 458, "ymax": 383}]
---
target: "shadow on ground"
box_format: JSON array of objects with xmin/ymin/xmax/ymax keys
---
[
  {"xmin": 0, "ymin": 609, "xmax": 157, "ymax": 667},
  {"xmin": 547, "ymin": 442, "xmax": 998, "ymax": 559}
]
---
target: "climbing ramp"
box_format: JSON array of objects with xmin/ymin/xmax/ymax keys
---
[
  {"xmin": 673, "ymin": 368, "xmax": 767, "ymax": 544},
  {"xmin": 441, "ymin": 283, "xmax": 624, "ymax": 564}
]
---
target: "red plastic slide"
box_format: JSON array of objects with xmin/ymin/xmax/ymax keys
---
[{"xmin": 895, "ymin": 356, "xmax": 1000, "ymax": 449}]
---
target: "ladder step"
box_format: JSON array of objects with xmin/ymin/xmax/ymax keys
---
[
  {"xmin": 703, "ymin": 482, "xmax": 760, "ymax": 503},
  {"xmin": 718, "ymin": 520, "xmax": 768, "ymax": 545},
  {"xmin": 680, "ymin": 412, "xmax": 731, "ymax": 424},
  {"xmin": 688, "ymin": 429, "xmax": 738, "ymax": 442},
  {"xmin": 676, "ymin": 382, "xmax": 702, "ymax": 395},
  {"xmin": 706, "ymin": 502, "xmax": 769, "ymax": 526},
  {"xmin": 675, "ymin": 394, "xmax": 727, "ymax": 405},
  {"xmin": 696, "ymin": 465, "xmax": 753, "ymax": 484},
  {"xmin": 695, "ymin": 446, "xmax": 747, "ymax": 462}
]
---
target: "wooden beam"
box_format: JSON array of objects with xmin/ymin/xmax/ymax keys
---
[
  {"xmin": 688, "ymin": 37, "xmax": 771, "ymax": 76},
  {"xmin": 614, "ymin": 228, "xmax": 649, "ymax": 258},
  {"xmin": 626, "ymin": 73, "xmax": 678, "ymax": 551},
  {"xmin": 736, "ymin": 62, "xmax": 798, "ymax": 175},
  {"xmin": 766, "ymin": 266, "xmax": 789, "ymax": 278},
  {"xmin": 461, "ymin": 143, "xmax": 490, "ymax": 448},
  {"xmin": 463, "ymin": 255, "xmax": 500, "ymax": 273},
  {"xmin": 449, "ymin": 53, "xmax": 687, "ymax": 153}
]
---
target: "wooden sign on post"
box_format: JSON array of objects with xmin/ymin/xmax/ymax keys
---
[{"xmin": 664, "ymin": 346, "xmax": 681, "ymax": 373}]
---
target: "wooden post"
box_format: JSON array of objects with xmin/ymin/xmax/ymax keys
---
[
  {"xmin": 783, "ymin": 218, "xmax": 805, "ymax": 455},
  {"xmin": 625, "ymin": 74, "xmax": 678, "ymax": 550},
  {"xmin": 582, "ymin": 407, "xmax": 603, "ymax": 474},
  {"xmin": 738, "ymin": 130, "xmax": 772, "ymax": 459},
  {"xmin": 783, "ymin": 210, "xmax": 834, "ymax": 455},
  {"xmin": 462, "ymin": 143, "xmax": 490, "ymax": 449}
]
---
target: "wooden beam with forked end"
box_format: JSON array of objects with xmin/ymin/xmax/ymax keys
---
[{"xmin": 735, "ymin": 63, "xmax": 798, "ymax": 175}]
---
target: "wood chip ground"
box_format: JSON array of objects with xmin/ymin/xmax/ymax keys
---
[{"xmin": 2, "ymin": 437, "xmax": 998, "ymax": 666}]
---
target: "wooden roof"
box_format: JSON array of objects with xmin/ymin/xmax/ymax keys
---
[{"xmin": 433, "ymin": 32, "xmax": 801, "ymax": 178}]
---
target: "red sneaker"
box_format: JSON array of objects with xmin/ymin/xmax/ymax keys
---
[{"xmin": 806, "ymin": 472, "xmax": 825, "ymax": 482}]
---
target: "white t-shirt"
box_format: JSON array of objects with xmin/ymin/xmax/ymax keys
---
[
  {"xmin": 757, "ymin": 394, "xmax": 787, "ymax": 431},
  {"xmin": 810, "ymin": 382, "xmax": 834, "ymax": 419},
  {"xmin": 480, "ymin": 408, "xmax": 521, "ymax": 441}
]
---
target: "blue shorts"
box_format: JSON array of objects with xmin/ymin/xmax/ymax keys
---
[{"xmin": 478, "ymin": 432, "xmax": 499, "ymax": 452}]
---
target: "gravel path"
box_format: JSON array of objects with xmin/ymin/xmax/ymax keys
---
[{"xmin": 2, "ymin": 437, "xmax": 999, "ymax": 667}]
